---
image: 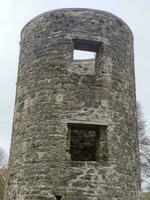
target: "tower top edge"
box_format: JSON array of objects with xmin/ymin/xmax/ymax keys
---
[{"xmin": 21, "ymin": 8, "xmax": 133, "ymax": 36}]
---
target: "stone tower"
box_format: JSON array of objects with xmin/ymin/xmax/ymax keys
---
[{"xmin": 5, "ymin": 8, "xmax": 141, "ymax": 200}]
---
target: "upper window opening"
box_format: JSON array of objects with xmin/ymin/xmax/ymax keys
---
[
  {"xmin": 73, "ymin": 39, "xmax": 101, "ymax": 61},
  {"xmin": 74, "ymin": 50, "xmax": 96, "ymax": 60}
]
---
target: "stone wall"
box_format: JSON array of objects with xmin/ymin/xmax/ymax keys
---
[{"xmin": 5, "ymin": 8, "xmax": 141, "ymax": 200}]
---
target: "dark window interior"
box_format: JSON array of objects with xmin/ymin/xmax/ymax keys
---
[
  {"xmin": 73, "ymin": 39, "xmax": 101, "ymax": 52},
  {"xmin": 68, "ymin": 123, "xmax": 108, "ymax": 161},
  {"xmin": 73, "ymin": 39, "xmax": 101, "ymax": 60},
  {"xmin": 55, "ymin": 195, "xmax": 62, "ymax": 200}
]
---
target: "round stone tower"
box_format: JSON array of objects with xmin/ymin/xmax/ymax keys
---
[{"xmin": 5, "ymin": 8, "xmax": 141, "ymax": 200}]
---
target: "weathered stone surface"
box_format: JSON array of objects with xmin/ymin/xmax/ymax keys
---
[{"xmin": 5, "ymin": 8, "xmax": 141, "ymax": 200}]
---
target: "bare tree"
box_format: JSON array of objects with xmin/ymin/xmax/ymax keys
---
[
  {"xmin": 137, "ymin": 103, "xmax": 150, "ymax": 190},
  {"xmin": 0, "ymin": 148, "xmax": 7, "ymax": 199},
  {"xmin": 0, "ymin": 148, "xmax": 7, "ymax": 167}
]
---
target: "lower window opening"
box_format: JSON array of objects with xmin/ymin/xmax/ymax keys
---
[
  {"xmin": 68, "ymin": 123, "xmax": 108, "ymax": 162},
  {"xmin": 55, "ymin": 195, "xmax": 62, "ymax": 200}
]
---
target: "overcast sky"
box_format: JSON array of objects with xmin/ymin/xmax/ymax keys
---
[{"xmin": 0, "ymin": 0, "xmax": 150, "ymax": 154}]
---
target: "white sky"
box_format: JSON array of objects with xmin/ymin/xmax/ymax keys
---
[{"xmin": 0, "ymin": 0, "xmax": 150, "ymax": 154}]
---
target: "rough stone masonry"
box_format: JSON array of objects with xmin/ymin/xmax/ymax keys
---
[{"xmin": 4, "ymin": 8, "xmax": 141, "ymax": 200}]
